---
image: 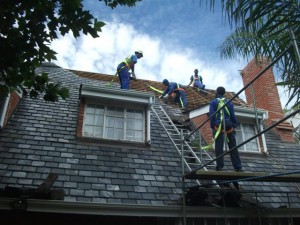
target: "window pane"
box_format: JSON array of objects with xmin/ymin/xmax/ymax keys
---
[
  {"xmin": 106, "ymin": 127, "xmax": 114, "ymax": 139},
  {"xmin": 107, "ymin": 117, "xmax": 115, "ymax": 127},
  {"xmin": 95, "ymin": 115, "xmax": 104, "ymax": 126},
  {"xmin": 95, "ymin": 106, "xmax": 104, "ymax": 115},
  {"xmin": 94, "ymin": 126, "xmax": 103, "ymax": 137},
  {"xmin": 107, "ymin": 107, "xmax": 115, "ymax": 116},
  {"xmin": 127, "ymin": 119, "xmax": 134, "ymax": 129},
  {"xmin": 115, "ymin": 117, "xmax": 124, "ymax": 128},
  {"xmin": 135, "ymin": 119, "xmax": 143, "ymax": 130},
  {"xmin": 135, "ymin": 131, "xmax": 143, "ymax": 141},
  {"xmin": 86, "ymin": 104, "xmax": 95, "ymax": 114},
  {"xmin": 83, "ymin": 125, "xmax": 94, "ymax": 136},
  {"xmin": 115, "ymin": 107, "xmax": 124, "ymax": 117},
  {"xmin": 115, "ymin": 128, "xmax": 124, "ymax": 139},
  {"xmin": 127, "ymin": 109, "xmax": 135, "ymax": 118},
  {"xmin": 126, "ymin": 130, "xmax": 134, "ymax": 139},
  {"xmin": 135, "ymin": 110, "xmax": 143, "ymax": 119},
  {"xmin": 85, "ymin": 115, "xmax": 95, "ymax": 125}
]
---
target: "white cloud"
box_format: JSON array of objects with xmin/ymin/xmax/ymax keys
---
[{"xmin": 51, "ymin": 20, "xmax": 291, "ymax": 107}]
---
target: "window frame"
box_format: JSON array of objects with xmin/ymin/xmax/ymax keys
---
[
  {"xmin": 82, "ymin": 101, "xmax": 146, "ymax": 142},
  {"xmin": 235, "ymin": 120, "xmax": 261, "ymax": 153},
  {"xmin": 79, "ymin": 85, "xmax": 154, "ymax": 144}
]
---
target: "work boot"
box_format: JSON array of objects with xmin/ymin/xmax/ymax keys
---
[
  {"xmin": 234, "ymin": 168, "xmax": 243, "ymax": 172},
  {"xmin": 216, "ymin": 166, "xmax": 223, "ymax": 171}
]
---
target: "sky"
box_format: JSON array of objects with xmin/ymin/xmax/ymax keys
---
[{"xmin": 50, "ymin": 0, "xmax": 292, "ymax": 108}]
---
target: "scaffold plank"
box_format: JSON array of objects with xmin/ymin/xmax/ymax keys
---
[{"xmin": 184, "ymin": 170, "xmax": 300, "ymax": 183}]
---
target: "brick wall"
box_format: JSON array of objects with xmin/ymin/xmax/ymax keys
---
[
  {"xmin": 241, "ymin": 57, "xmax": 295, "ymax": 143},
  {"xmin": 192, "ymin": 114, "xmax": 212, "ymax": 144}
]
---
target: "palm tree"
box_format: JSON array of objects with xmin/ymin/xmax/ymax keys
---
[{"xmin": 206, "ymin": 0, "xmax": 300, "ymax": 109}]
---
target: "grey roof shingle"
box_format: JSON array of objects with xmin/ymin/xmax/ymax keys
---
[{"xmin": 0, "ymin": 63, "xmax": 300, "ymax": 210}]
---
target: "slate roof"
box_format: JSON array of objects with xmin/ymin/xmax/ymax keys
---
[{"xmin": 0, "ymin": 63, "xmax": 300, "ymax": 213}]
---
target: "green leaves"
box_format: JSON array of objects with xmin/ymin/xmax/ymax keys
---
[
  {"xmin": 0, "ymin": 0, "xmax": 140, "ymax": 102},
  {"xmin": 99, "ymin": 0, "xmax": 141, "ymax": 9},
  {"xmin": 210, "ymin": 0, "xmax": 300, "ymax": 109}
]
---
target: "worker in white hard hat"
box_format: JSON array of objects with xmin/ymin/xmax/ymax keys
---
[{"xmin": 116, "ymin": 51, "xmax": 143, "ymax": 89}]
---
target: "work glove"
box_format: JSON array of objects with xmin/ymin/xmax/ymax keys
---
[
  {"xmin": 163, "ymin": 94, "xmax": 169, "ymax": 98},
  {"xmin": 130, "ymin": 73, "xmax": 137, "ymax": 81}
]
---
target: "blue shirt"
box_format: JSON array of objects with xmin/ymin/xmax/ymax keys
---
[
  {"xmin": 209, "ymin": 95, "xmax": 238, "ymax": 129},
  {"xmin": 162, "ymin": 82, "xmax": 178, "ymax": 96}
]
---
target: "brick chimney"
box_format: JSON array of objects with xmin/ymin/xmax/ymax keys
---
[{"xmin": 240, "ymin": 57, "xmax": 295, "ymax": 143}]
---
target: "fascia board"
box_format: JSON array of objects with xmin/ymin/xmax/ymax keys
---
[
  {"xmin": 234, "ymin": 106, "xmax": 267, "ymax": 120},
  {"xmin": 189, "ymin": 105, "xmax": 267, "ymax": 120},
  {"xmin": 189, "ymin": 105, "xmax": 209, "ymax": 118},
  {"xmin": 81, "ymin": 85, "xmax": 154, "ymax": 105},
  {"xmin": 1, "ymin": 198, "xmax": 293, "ymax": 218}
]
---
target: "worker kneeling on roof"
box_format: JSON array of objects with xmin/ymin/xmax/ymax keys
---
[
  {"xmin": 159, "ymin": 79, "xmax": 188, "ymax": 109},
  {"xmin": 117, "ymin": 50, "xmax": 143, "ymax": 89},
  {"xmin": 187, "ymin": 69, "xmax": 205, "ymax": 90},
  {"xmin": 209, "ymin": 86, "xmax": 242, "ymax": 172}
]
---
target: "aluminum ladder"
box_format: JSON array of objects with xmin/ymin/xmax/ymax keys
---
[{"xmin": 151, "ymin": 103, "xmax": 216, "ymax": 174}]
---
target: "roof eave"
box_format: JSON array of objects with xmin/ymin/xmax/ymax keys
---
[
  {"xmin": 80, "ymin": 84, "xmax": 155, "ymax": 105},
  {"xmin": 2, "ymin": 198, "xmax": 299, "ymax": 218}
]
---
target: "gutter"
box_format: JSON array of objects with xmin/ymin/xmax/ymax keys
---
[{"xmin": 0, "ymin": 198, "xmax": 300, "ymax": 218}]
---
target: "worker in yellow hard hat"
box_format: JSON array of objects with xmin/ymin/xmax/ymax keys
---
[{"xmin": 117, "ymin": 50, "xmax": 143, "ymax": 89}]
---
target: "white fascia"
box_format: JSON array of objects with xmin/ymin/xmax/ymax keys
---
[
  {"xmin": 80, "ymin": 85, "xmax": 154, "ymax": 105},
  {"xmin": 189, "ymin": 105, "xmax": 267, "ymax": 121}
]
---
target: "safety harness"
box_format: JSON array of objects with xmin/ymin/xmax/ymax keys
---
[
  {"xmin": 175, "ymin": 84, "xmax": 185, "ymax": 109},
  {"xmin": 199, "ymin": 98, "xmax": 232, "ymax": 150},
  {"xmin": 108, "ymin": 55, "xmax": 136, "ymax": 87}
]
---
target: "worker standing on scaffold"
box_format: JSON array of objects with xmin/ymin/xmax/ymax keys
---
[{"xmin": 209, "ymin": 86, "xmax": 242, "ymax": 172}]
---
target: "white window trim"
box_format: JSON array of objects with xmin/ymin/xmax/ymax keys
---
[
  {"xmin": 236, "ymin": 120, "xmax": 261, "ymax": 153},
  {"xmin": 83, "ymin": 103, "xmax": 146, "ymax": 142},
  {"xmin": 80, "ymin": 85, "xmax": 154, "ymax": 144}
]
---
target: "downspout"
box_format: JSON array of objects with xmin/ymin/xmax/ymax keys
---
[
  {"xmin": 261, "ymin": 112, "xmax": 268, "ymax": 154},
  {"xmin": 147, "ymin": 96, "xmax": 154, "ymax": 145}
]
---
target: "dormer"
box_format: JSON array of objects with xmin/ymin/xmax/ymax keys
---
[{"xmin": 77, "ymin": 84, "xmax": 154, "ymax": 145}]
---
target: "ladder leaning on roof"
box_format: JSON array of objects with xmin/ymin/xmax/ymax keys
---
[{"xmin": 151, "ymin": 102, "xmax": 216, "ymax": 179}]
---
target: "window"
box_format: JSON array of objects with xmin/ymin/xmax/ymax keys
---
[
  {"xmin": 79, "ymin": 84, "xmax": 154, "ymax": 144},
  {"xmin": 83, "ymin": 104, "xmax": 145, "ymax": 142},
  {"xmin": 235, "ymin": 122, "xmax": 260, "ymax": 152}
]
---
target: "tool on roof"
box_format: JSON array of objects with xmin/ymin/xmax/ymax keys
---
[{"xmin": 144, "ymin": 83, "xmax": 163, "ymax": 94}]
